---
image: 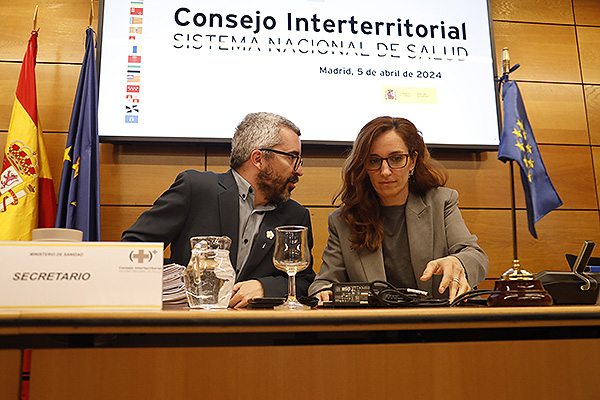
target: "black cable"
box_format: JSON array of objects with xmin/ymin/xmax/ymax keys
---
[
  {"xmin": 448, "ymin": 289, "xmax": 493, "ymax": 307},
  {"xmin": 369, "ymin": 281, "xmax": 449, "ymax": 307},
  {"xmin": 298, "ymin": 295, "xmax": 319, "ymax": 308}
]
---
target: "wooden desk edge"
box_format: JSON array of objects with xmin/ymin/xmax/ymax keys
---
[{"xmin": 1, "ymin": 305, "xmax": 600, "ymax": 335}]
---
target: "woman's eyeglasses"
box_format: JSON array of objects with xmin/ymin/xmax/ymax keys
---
[{"xmin": 365, "ymin": 154, "xmax": 410, "ymax": 171}]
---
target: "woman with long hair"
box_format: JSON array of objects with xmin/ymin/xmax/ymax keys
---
[{"xmin": 309, "ymin": 117, "xmax": 488, "ymax": 302}]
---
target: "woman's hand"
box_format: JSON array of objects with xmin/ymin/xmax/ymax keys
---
[
  {"xmin": 420, "ymin": 256, "xmax": 470, "ymax": 302},
  {"xmin": 313, "ymin": 290, "xmax": 333, "ymax": 302}
]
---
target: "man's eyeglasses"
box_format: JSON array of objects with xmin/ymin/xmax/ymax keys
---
[
  {"xmin": 365, "ymin": 154, "xmax": 410, "ymax": 171},
  {"xmin": 259, "ymin": 148, "xmax": 303, "ymax": 171}
]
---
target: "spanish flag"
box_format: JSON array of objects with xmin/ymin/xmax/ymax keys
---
[{"xmin": 0, "ymin": 31, "xmax": 56, "ymax": 240}]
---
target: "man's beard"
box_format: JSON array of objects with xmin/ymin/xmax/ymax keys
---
[{"xmin": 256, "ymin": 165, "xmax": 299, "ymax": 205}]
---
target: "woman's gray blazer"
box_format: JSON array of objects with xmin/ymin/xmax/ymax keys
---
[{"xmin": 308, "ymin": 187, "xmax": 488, "ymax": 298}]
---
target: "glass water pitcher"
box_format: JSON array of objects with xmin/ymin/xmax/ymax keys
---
[{"xmin": 184, "ymin": 236, "xmax": 235, "ymax": 310}]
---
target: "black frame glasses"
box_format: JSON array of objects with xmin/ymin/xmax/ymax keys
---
[
  {"xmin": 365, "ymin": 153, "xmax": 410, "ymax": 171},
  {"xmin": 259, "ymin": 148, "xmax": 303, "ymax": 171}
]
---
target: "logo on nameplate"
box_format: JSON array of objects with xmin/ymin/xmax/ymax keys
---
[{"xmin": 129, "ymin": 249, "xmax": 156, "ymax": 264}]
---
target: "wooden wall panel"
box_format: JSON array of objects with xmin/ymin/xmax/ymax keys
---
[
  {"xmin": 573, "ymin": 0, "xmax": 600, "ymax": 26},
  {"xmin": 513, "ymin": 210, "xmax": 600, "ymax": 271},
  {"xmin": 297, "ymin": 151, "xmax": 347, "ymax": 207},
  {"xmin": 517, "ymin": 82, "xmax": 588, "ymax": 145},
  {"xmin": 512, "ymin": 144, "xmax": 598, "ymax": 210},
  {"xmin": 444, "ymin": 144, "xmax": 597, "ymax": 213},
  {"xmin": 0, "ymin": 0, "xmax": 99, "ymax": 63},
  {"xmin": 205, "ymin": 146, "xmax": 232, "ymax": 173},
  {"xmin": 0, "ymin": 64, "xmax": 20, "ymax": 129},
  {"xmin": 492, "ymin": 0, "xmax": 574, "ymax": 24},
  {"xmin": 101, "ymin": 206, "xmax": 148, "ymax": 242},
  {"xmin": 587, "ymin": 85, "xmax": 600, "ymax": 145},
  {"xmin": 27, "ymin": 340, "xmax": 600, "ymax": 400},
  {"xmin": 577, "ymin": 26, "xmax": 600, "ymax": 85},
  {"xmin": 592, "ymin": 147, "xmax": 600, "ymax": 205},
  {"xmin": 0, "ymin": 350, "xmax": 21, "ymax": 400},
  {"xmin": 460, "ymin": 209, "xmax": 512, "ymax": 278},
  {"xmin": 464, "ymin": 209, "xmax": 600, "ymax": 278},
  {"xmin": 100, "ymin": 143, "xmax": 207, "ymax": 206},
  {"xmin": 309, "ymin": 207, "xmax": 336, "ymax": 273},
  {"xmin": 35, "ymin": 65, "xmax": 80, "ymax": 132},
  {"xmin": 493, "ymin": 22, "xmax": 581, "ymax": 83},
  {"xmin": 100, "ymin": 205, "xmax": 173, "ymax": 260},
  {"xmin": 435, "ymin": 151, "xmax": 511, "ymax": 209},
  {"xmin": 439, "ymin": 143, "xmax": 600, "ymax": 212}
]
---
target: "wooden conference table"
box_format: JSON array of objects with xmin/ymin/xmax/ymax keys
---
[{"xmin": 2, "ymin": 305, "xmax": 600, "ymax": 400}]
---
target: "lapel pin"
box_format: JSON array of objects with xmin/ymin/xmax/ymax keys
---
[{"xmin": 266, "ymin": 230, "xmax": 274, "ymax": 240}]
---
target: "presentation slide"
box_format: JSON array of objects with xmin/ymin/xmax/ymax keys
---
[{"xmin": 98, "ymin": 0, "xmax": 500, "ymax": 147}]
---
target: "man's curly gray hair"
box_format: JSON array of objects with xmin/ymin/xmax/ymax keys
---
[{"xmin": 230, "ymin": 112, "xmax": 301, "ymax": 169}]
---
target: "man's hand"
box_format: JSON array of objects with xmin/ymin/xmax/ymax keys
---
[
  {"xmin": 420, "ymin": 255, "xmax": 470, "ymax": 302},
  {"xmin": 229, "ymin": 280, "xmax": 265, "ymax": 308}
]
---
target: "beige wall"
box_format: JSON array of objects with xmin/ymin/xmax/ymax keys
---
[{"xmin": 2, "ymin": 0, "xmax": 600, "ymax": 286}]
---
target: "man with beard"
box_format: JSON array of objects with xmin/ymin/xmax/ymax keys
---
[{"xmin": 122, "ymin": 112, "xmax": 314, "ymax": 308}]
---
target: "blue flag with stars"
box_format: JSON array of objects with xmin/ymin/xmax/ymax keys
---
[
  {"xmin": 55, "ymin": 28, "xmax": 101, "ymax": 241},
  {"xmin": 498, "ymin": 79, "xmax": 562, "ymax": 238}
]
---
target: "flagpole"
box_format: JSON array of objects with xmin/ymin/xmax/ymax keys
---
[
  {"xmin": 509, "ymin": 162, "xmax": 518, "ymax": 260},
  {"xmin": 502, "ymin": 47, "xmax": 520, "ymax": 264},
  {"xmin": 500, "ymin": 47, "xmax": 533, "ymax": 276},
  {"xmin": 501, "ymin": 47, "xmax": 529, "ymax": 277}
]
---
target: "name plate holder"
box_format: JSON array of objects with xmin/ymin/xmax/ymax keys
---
[{"xmin": 0, "ymin": 242, "xmax": 163, "ymax": 310}]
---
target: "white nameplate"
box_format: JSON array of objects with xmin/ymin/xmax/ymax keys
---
[{"xmin": 0, "ymin": 242, "xmax": 163, "ymax": 310}]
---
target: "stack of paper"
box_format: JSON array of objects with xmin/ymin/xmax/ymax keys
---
[{"xmin": 162, "ymin": 263, "xmax": 187, "ymax": 306}]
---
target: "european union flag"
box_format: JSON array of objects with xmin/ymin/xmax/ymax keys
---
[
  {"xmin": 498, "ymin": 79, "xmax": 563, "ymax": 238},
  {"xmin": 55, "ymin": 28, "xmax": 100, "ymax": 241}
]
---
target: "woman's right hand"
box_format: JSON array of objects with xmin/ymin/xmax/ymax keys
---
[{"xmin": 313, "ymin": 290, "xmax": 333, "ymax": 302}]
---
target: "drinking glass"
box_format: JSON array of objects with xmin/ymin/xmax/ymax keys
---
[{"xmin": 273, "ymin": 225, "xmax": 310, "ymax": 310}]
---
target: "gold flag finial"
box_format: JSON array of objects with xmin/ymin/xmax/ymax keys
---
[
  {"xmin": 88, "ymin": 0, "xmax": 94, "ymax": 28},
  {"xmin": 502, "ymin": 47, "xmax": 510, "ymax": 76},
  {"xmin": 33, "ymin": 5, "xmax": 39, "ymax": 31}
]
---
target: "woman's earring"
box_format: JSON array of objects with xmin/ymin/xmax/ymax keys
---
[{"xmin": 409, "ymin": 169, "xmax": 416, "ymax": 184}]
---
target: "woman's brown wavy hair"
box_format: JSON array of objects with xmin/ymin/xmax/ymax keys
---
[{"xmin": 334, "ymin": 117, "xmax": 448, "ymax": 252}]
